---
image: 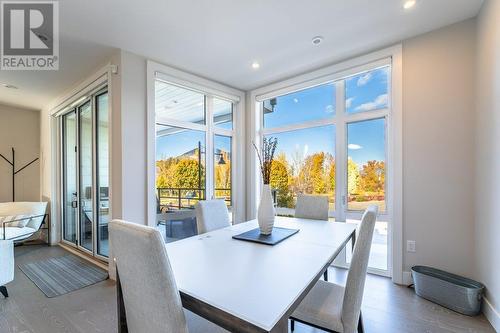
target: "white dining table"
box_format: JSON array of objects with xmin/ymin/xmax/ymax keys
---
[{"xmin": 164, "ymin": 216, "xmax": 357, "ymax": 333}]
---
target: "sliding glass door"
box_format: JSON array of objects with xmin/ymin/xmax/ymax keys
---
[
  {"xmin": 62, "ymin": 112, "xmax": 77, "ymax": 243},
  {"xmin": 79, "ymin": 101, "xmax": 94, "ymax": 252},
  {"xmin": 96, "ymin": 92, "xmax": 110, "ymax": 257},
  {"xmin": 61, "ymin": 87, "xmax": 109, "ymax": 259}
]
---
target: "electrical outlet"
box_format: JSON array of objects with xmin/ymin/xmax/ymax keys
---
[{"xmin": 407, "ymin": 240, "xmax": 416, "ymax": 252}]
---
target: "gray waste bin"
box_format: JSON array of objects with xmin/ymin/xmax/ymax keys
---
[{"xmin": 412, "ymin": 266, "xmax": 484, "ymax": 316}]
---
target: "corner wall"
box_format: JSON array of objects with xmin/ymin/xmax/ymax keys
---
[
  {"xmin": 0, "ymin": 104, "xmax": 40, "ymax": 202},
  {"xmin": 401, "ymin": 19, "xmax": 477, "ymax": 278},
  {"xmin": 475, "ymin": 0, "xmax": 500, "ymax": 328}
]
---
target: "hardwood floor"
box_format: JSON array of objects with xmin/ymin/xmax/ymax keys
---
[{"xmin": 0, "ymin": 245, "xmax": 495, "ymax": 333}]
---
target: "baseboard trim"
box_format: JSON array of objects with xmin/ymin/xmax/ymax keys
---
[
  {"xmin": 402, "ymin": 270, "xmax": 413, "ymax": 286},
  {"xmin": 483, "ymin": 297, "xmax": 500, "ymax": 332},
  {"xmin": 58, "ymin": 243, "xmax": 109, "ymax": 272}
]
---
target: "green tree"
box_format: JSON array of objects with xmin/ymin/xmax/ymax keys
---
[{"xmin": 173, "ymin": 158, "xmax": 205, "ymax": 188}]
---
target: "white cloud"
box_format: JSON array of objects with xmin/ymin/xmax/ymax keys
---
[
  {"xmin": 348, "ymin": 144, "xmax": 363, "ymax": 150},
  {"xmin": 357, "ymin": 72, "xmax": 372, "ymax": 86},
  {"xmin": 325, "ymin": 104, "xmax": 334, "ymax": 113},
  {"xmin": 355, "ymin": 94, "xmax": 388, "ymax": 112},
  {"xmin": 346, "ymin": 97, "xmax": 355, "ymax": 108}
]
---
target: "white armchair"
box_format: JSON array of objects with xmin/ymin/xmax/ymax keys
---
[
  {"xmin": 0, "ymin": 240, "xmax": 14, "ymax": 297},
  {"xmin": 0, "ymin": 202, "xmax": 48, "ymax": 242}
]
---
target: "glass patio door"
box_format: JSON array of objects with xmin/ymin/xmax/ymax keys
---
[
  {"xmin": 79, "ymin": 101, "xmax": 94, "ymax": 252},
  {"xmin": 62, "ymin": 112, "xmax": 78, "ymax": 243},
  {"xmin": 61, "ymin": 87, "xmax": 109, "ymax": 259}
]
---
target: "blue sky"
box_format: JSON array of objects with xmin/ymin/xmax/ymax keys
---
[
  {"xmin": 157, "ymin": 67, "xmax": 387, "ymax": 167},
  {"xmin": 265, "ymin": 67, "xmax": 388, "ymax": 167}
]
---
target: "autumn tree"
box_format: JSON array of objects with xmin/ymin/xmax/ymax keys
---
[
  {"xmin": 270, "ymin": 153, "xmax": 294, "ymax": 208},
  {"xmin": 347, "ymin": 157, "xmax": 360, "ymax": 195},
  {"xmin": 311, "ymin": 152, "xmax": 327, "ymax": 194},
  {"xmin": 326, "ymin": 153, "xmax": 335, "ymax": 194},
  {"xmin": 156, "ymin": 157, "xmax": 178, "ymax": 188},
  {"xmin": 359, "ymin": 160, "xmax": 385, "ymax": 193},
  {"xmin": 293, "ymin": 152, "xmax": 330, "ymax": 195}
]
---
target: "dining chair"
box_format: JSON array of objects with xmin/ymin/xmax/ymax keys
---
[
  {"xmin": 295, "ymin": 194, "xmax": 329, "ymax": 221},
  {"xmin": 109, "ymin": 220, "xmax": 189, "ymax": 333},
  {"xmin": 290, "ymin": 205, "xmax": 378, "ymax": 333},
  {"xmin": 195, "ymin": 199, "xmax": 230, "ymax": 234},
  {"xmin": 295, "ymin": 194, "xmax": 330, "ymax": 280}
]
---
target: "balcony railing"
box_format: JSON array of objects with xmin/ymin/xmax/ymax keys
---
[{"xmin": 157, "ymin": 187, "xmax": 231, "ymax": 211}]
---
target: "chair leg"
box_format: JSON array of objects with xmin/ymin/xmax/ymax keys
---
[
  {"xmin": 0, "ymin": 286, "xmax": 8, "ymax": 298},
  {"xmin": 324, "ymin": 269, "xmax": 328, "ymax": 281},
  {"xmin": 358, "ymin": 311, "xmax": 364, "ymax": 333},
  {"xmin": 290, "ymin": 319, "xmax": 295, "ymax": 331}
]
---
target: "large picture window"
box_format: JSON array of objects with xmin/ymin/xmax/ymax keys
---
[
  {"xmin": 154, "ymin": 78, "xmax": 238, "ymax": 241},
  {"xmin": 259, "ymin": 62, "xmax": 391, "ymax": 272}
]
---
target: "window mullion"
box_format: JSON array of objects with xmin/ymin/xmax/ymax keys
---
[
  {"xmin": 206, "ymin": 96, "xmax": 215, "ymax": 200},
  {"xmin": 335, "ymin": 80, "xmax": 346, "ymax": 221}
]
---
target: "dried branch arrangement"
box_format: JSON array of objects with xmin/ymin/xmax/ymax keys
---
[{"xmin": 253, "ymin": 137, "xmax": 278, "ymax": 185}]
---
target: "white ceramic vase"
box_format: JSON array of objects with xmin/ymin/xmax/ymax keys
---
[{"xmin": 258, "ymin": 184, "xmax": 275, "ymax": 235}]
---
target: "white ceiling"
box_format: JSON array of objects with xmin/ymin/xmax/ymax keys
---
[{"xmin": 0, "ymin": 0, "xmax": 484, "ymax": 111}]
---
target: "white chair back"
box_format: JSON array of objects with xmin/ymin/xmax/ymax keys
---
[
  {"xmin": 195, "ymin": 199, "xmax": 230, "ymax": 234},
  {"xmin": 0, "ymin": 202, "xmax": 47, "ymax": 229},
  {"xmin": 294, "ymin": 194, "xmax": 329, "ymax": 220},
  {"xmin": 341, "ymin": 205, "xmax": 378, "ymax": 333},
  {"xmin": 109, "ymin": 220, "xmax": 188, "ymax": 333},
  {"xmin": 0, "ymin": 240, "xmax": 14, "ymax": 287}
]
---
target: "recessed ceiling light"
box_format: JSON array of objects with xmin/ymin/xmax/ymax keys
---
[
  {"xmin": 251, "ymin": 62, "xmax": 260, "ymax": 69},
  {"xmin": 403, "ymin": 0, "xmax": 416, "ymax": 10},
  {"xmin": 1, "ymin": 83, "xmax": 18, "ymax": 89},
  {"xmin": 312, "ymin": 36, "xmax": 324, "ymax": 46}
]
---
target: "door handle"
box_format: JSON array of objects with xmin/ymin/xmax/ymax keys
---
[{"xmin": 71, "ymin": 201, "xmax": 78, "ymax": 208}]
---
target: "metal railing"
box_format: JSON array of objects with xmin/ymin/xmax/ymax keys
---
[{"xmin": 157, "ymin": 187, "xmax": 231, "ymax": 211}]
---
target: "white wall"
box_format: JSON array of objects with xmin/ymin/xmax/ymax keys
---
[
  {"xmin": 0, "ymin": 104, "xmax": 40, "ymax": 202},
  {"xmin": 401, "ymin": 20, "xmax": 477, "ymax": 278},
  {"xmin": 118, "ymin": 51, "xmax": 148, "ymax": 224},
  {"xmin": 475, "ymin": 0, "xmax": 500, "ymax": 327}
]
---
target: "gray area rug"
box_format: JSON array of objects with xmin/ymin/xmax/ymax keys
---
[{"xmin": 19, "ymin": 255, "xmax": 108, "ymax": 298}]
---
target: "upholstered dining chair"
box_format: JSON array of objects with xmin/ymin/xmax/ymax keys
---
[
  {"xmin": 295, "ymin": 194, "xmax": 330, "ymax": 280},
  {"xmin": 290, "ymin": 205, "xmax": 378, "ymax": 333},
  {"xmin": 109, "ymin": 220, "xmax": 189, "ymax": 333},
  {"xmin": 295, "ymin": 194, "xmax": 329, "ymax": 221},
  {"xmin": 195, "ymin": 199, "xmax": 230, "ymax": 234},
  {"xmin": 0, "ymin": 240, "xmax": 14, "ymax": 298}
]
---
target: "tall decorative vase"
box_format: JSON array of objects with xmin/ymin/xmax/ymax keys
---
[{"xmin": 258, "ymin": 184, "xmax": 275, "ymax": 235}]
